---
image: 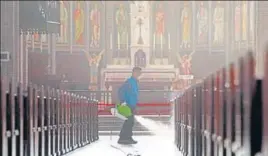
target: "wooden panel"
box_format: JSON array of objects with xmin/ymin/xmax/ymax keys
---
[
  {"xmin": 28, "ymin": 52, "xmax": 49, "ymax": 85},
  {"xmin": 56, "ymin": 52, "xmax": 90, "ymax": 84}
]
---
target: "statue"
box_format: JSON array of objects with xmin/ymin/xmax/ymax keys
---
[
  {"xmin": 213, "ymin": 1, "xmax": 224, "ymax": 45},
  {"xmin": 90, "ymin": 3, "xmax": 101, "ymax": 48},
  {"xmin": 180, "ymin": 2, "xmax": 192, "ymax": 48},
  {"xmin": 177, "ymin": 51, "xmax": 195, "ymax": 75},
  {"xmin": 74, "ymin": 1, "xmax": 85, "ymax": 44},
  {"xmin": 84, "ymin": 50, "xmax": 105, "ymax": 84},
  {"xmin": 197, "ymin": 2, "xmax": 208, "ymax": 44}
]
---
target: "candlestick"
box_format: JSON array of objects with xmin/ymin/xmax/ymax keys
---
[
  {"xmin": 110, "ymin": 33, "xmax": 112, "ymax": 49},
  {"xmin": 160, "ymin": 34, "xmax": 163, "ymax": 50},
  {"xmin": 168, "ymin": 33, "xmax": 171, "ymax": 50},
  {"xmin": 153, "ymin": 33, "xmax": 155, "ymax": 50}
]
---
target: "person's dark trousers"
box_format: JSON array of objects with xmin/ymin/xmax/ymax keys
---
[{"xmin": 119, "ymin": 108, "xmax": 135, "ymax": 140}]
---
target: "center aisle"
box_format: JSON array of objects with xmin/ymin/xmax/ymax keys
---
[{"xmin": 66, "ymin": 136, "xmax": 183, "ymax": 156}]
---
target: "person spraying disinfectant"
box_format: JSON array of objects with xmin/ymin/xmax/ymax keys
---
[{"xmin": 114, "ymin": 67, "xmax": 142, "ymax": 145}]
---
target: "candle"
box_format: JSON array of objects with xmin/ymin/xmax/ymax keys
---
[
  {"xmin": 20, "ymin": 33, "xmax": 23, "ymax": 83},
  {"xmin": 160, "ymin": 34, "xmax": 163, "ymax": 50},
  {"xmin": 26, "ymin": 32, "xmax": 29, "ymax": 41},
  {"xmin": 168, "ymin": 33, "xmax": 171, "ymax": 50},
  {"xmin": 110, "ymin": 33, "xmax": 112, "ymax": 49},
  {"xmin": 153, "ymin": 33, "xmax": 155, "ymax": 50},
  {"xmin": 32, "ymin": 34, "xmax": 34, "ymax": 50},
  {"xmin": 126, "ymin": 33, "xmax": 128, "ymax": 50},
  {"xmin": 40, "ymin": 34, "xmax": 43, "ymax": 52},
  {"xmin": 117, "ymin": 33, "xmax": 120, "ymax": 49}
]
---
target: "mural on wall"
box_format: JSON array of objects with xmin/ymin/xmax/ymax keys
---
[
  {"xmin": 211, "ymin": 1, "xmax": 226, "ymax": 49},
  {"xmin": 179, "ymin": 1, "xmax": 192, "ymax": 49},
  {"xmin": 74, "ymin": 1, "xmax": 85, "ymax": 45},
  {"xmin": 152, "ymin": 2, "xmax": 167, "ymax": 59},
  {"xmin": 89, "ymin": 1, "xmax": 102, "ymax": 48},
  {"xmin": 58, "ymin": 1, "xmax": 70, "ymax": 43},
  {"xmin": 196, "ymin": 1, "xmax": 209, "ymax": 46}
]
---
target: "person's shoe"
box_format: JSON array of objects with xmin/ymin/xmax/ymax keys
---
[
  {"xmin": 118, "ymin": 139, "xmax": 132, "ymax": 145},
  {"xmin": 129, "ymin": 138, "xmax": 138, "ymax": 144}
]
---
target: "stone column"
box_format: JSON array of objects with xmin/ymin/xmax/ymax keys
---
[{"xmin": 0, "ymin": 1, "xmax": 20, "ymax": 87}]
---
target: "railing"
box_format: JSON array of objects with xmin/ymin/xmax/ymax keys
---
[
  {"xmin": 69, "ymin": 90, "xmax": 179, "ymax": 116},
  {"xmin": 174, "ymin": 51, "xmax": 267, "ymax": 156},
  {"xmin": 0, "ymin": 79, "xmax": 99, "ymax": 156}
]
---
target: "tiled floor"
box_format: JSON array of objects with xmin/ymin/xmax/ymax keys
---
[{"xmin": 66, "ymin": 135, "xmax": 182, "ymax": 156}]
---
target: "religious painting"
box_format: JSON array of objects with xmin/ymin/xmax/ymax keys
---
[
  {"xmin": 113, "ymin": 2, "xmax": 130, "ymax": 59},
  {"xmin": 57, "ymin": 1, "xmax": 70, "ymax": 43},
  {"xmin": 178, "ymin": 1, "xmax": 193, "ymax": 50},
  {"xmin": 249, "ymin": 1, "xmax": 255, "ymax": 42},
  {"xmin": 211, "ymin": 1, "xmax": 227, "ymax": 49},
  {"xmin": 152, "ymin": 2, "xmax": 168, "ymax": 59},
  {"xmin": 114, "ymin": 3, "xmax": 130, "ymax": 50},
  {"xmin": 196, "ymin": 1, "xmax": 209, "ymax": 46},
  {"xmin": 73, "ymin": 1, "xmax": 85, "ymax": 45},
  {"xmin": 89, "ymin": 1, "xmax": 103, "ymax": 49},
  {"xmin": 234, "ymin": 1, "xmax": 241, "ymax": 43},
  {"xmin": 241, "ymin": 1, "xmax": 248, "ymax": 42}
]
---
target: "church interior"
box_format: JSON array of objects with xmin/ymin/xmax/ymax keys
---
[
  {"xmin": 2, "ymin": 1, "xmax": 260, "ymax": 91},
  {"xmin": 1, "ymin": 1, "xmax": 268, "ymax": 156}
]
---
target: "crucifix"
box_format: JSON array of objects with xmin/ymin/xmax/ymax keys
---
[{"xmin": 137, "ymin": 17, "xmax": 144, "ymax": 45}]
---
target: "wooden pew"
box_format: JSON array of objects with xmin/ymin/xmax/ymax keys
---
[
  {"xmin": 242, "ymin": 52, "xmax": 255, "ymax": 155},
  {"xmin": 224, "ymin": 63, "xmax": 236, "ymax": 156},
  {"xmin": 262, "ymin": 49, "xmax": 268, "ymax": 155},
  {"xmin": 203, "ymin": 76, "xmax": 214, "ymax": 156}
]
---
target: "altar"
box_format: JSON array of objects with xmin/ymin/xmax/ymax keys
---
[
  {"xmin": 101, "ymin": 1, "xmax": 178, "ymax": 90},
  {"xmin": 101, "ymin": 66, "xmax": 178, "ymax": 90}
]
